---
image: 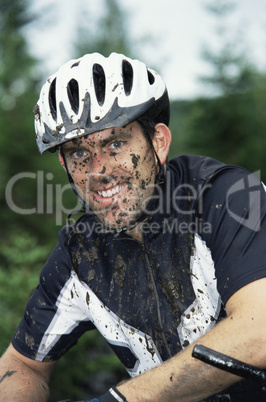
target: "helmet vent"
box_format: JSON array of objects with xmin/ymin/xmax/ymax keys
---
[
  {"xmin": 71, "ymin": 61, "xmax": 80, "ymax": 68},
  {"xmin": 93, "ymin": 64, "xmax": 106, "ymax": 106},
  {"xmin": 122, "ymin": 60, "xmax": 133, "ymax": 95},
  {"xmin": 67, "ymin": 79, "xmax": 79, "ymax": 114},
  {"xmin": 48, "ymin": 78, "xmax": 57, "ymax": 120},
  {"xmin": 147, "ymin": 70, "xmax": 155, "ymax": 85}
]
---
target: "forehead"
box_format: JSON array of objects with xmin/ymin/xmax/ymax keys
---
[{"xmin": 62, "ymin": 121, "xmax": 144, "ymax": 150}]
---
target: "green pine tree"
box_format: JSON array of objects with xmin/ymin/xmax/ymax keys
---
[
  {"xmin": 74, "ymin": 0, "xmax": 132, "ymax": 58},
  {"xmin": 174, "ymin": 0, "xmax": 266, "ymax": 180}
]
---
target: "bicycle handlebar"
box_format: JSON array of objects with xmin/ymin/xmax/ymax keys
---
[{"xmin": 192, "ymin": 344, "xmax": 266, "ymax": 384}]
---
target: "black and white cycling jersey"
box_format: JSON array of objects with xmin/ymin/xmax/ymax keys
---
[{"xmin": 12, "ymin": 155, "xmax": 266, "ymax": 399}]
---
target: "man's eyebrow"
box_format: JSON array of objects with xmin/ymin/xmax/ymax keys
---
[
  {"xmin": 62, "ymin": 142, "xmax": 83, "ymax": 152},
  {"xmin": 100, "ymin": 131, "xmax": 132, "ymax": 147},
  {"xmin": 62, "ymin": 131, "xmax": 132, "ymax": 152}
]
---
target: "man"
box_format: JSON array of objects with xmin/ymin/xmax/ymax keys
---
[{"xmin": 0, "ymin": 52, "xmax": 266, "ymax": 401}]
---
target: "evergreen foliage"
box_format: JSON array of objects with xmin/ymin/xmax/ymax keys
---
[
  {"xmin": 170, "ymin": 0, "xmax": 266, "ymax": 181},
  {"xmin": 73, "ymin": 0, "xmax": 132, "ymax": 58}
]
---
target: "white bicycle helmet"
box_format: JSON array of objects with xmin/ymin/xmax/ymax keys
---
[{"xmin": 34, "ymin": 52, "xmax": 169, "ymax": 153}]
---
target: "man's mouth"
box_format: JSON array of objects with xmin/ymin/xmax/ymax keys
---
[{"xmin": 97, "ymin": 184, "xmax": 127, "ymax": 198}]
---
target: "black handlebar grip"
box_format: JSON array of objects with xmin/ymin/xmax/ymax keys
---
[{"xmin": 192, "ymin": 344, "xmax": 266, "ymax": 384}]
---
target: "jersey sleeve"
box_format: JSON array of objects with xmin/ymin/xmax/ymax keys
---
[
  {"xmin": 198, "ymin": 166, "xmax": 266, "ymax": 305},
  {"xmin": 11, "ymin": 227, "xmax": 95, "ymax": 362}
]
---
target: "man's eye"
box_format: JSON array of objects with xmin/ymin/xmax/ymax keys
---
[
  {"xmin": 110, "ymin": 141, "xmax": 123, "ymax": 150},
  {"xmin": 72, "ymin": 150, "xmax": 88, "ymax": 159}
]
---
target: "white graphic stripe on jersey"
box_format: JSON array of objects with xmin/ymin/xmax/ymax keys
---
[
  {"xmin": 177, "ymin": 233, "xmax": 221, "ymax": 347},
  {"xmin": 76, "ymin": 277, "xmax": 163, "ymax": 377},
  {"xmin": 35, "ymin": 273, "xmax": 90, "ymax": 361},
  {"xmin": 36, "ymin": 271, "xmax": 163, "ymax": 376}
]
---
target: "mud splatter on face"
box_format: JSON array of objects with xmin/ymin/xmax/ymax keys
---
[
  {"xmin": 63, "ymin": 122, "xmax": 157, "ymax": 230},
  {"xmin": 131, "ymin": 154, "xmax": 140, "ymax": 169}
]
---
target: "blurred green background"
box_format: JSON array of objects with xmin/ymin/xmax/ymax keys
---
[{"xmin": 1, "ymin": 0, "xmax": 266, "ymax": 400}]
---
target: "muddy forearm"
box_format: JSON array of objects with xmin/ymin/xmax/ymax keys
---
[{"xmin": 0, "ymin": 358, "xmax": 50, "ymax": 401}]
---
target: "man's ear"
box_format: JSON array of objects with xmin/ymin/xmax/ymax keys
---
[
  {"xmin": 58, "ymin": 151, "xmax": 67, "ymax": 171},
  {"xmin": 152, "ymin": 123, "xmax": 172, "ymax": 165}
]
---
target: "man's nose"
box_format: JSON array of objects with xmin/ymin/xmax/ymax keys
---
[{"xmin": 88, "ymin": 152, "xmax": 114, "ymax": 179}]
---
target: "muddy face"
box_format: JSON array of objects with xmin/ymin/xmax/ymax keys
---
[{"xmin": 62, "ymin": 121, "xmax": 157, "ymax": 230}]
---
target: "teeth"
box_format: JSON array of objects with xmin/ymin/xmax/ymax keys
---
[{"xmin": 98, "ymin": 184, "xmax": 126, "ymax": 198}]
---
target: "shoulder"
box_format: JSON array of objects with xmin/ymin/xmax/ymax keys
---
[
  {"xmin": 168, "ymin": 155, "xmax": 266, "ymax": 194},
  {"xmin": 168, "ymin": 155, "xmax": 226, "ymax": 184}
]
